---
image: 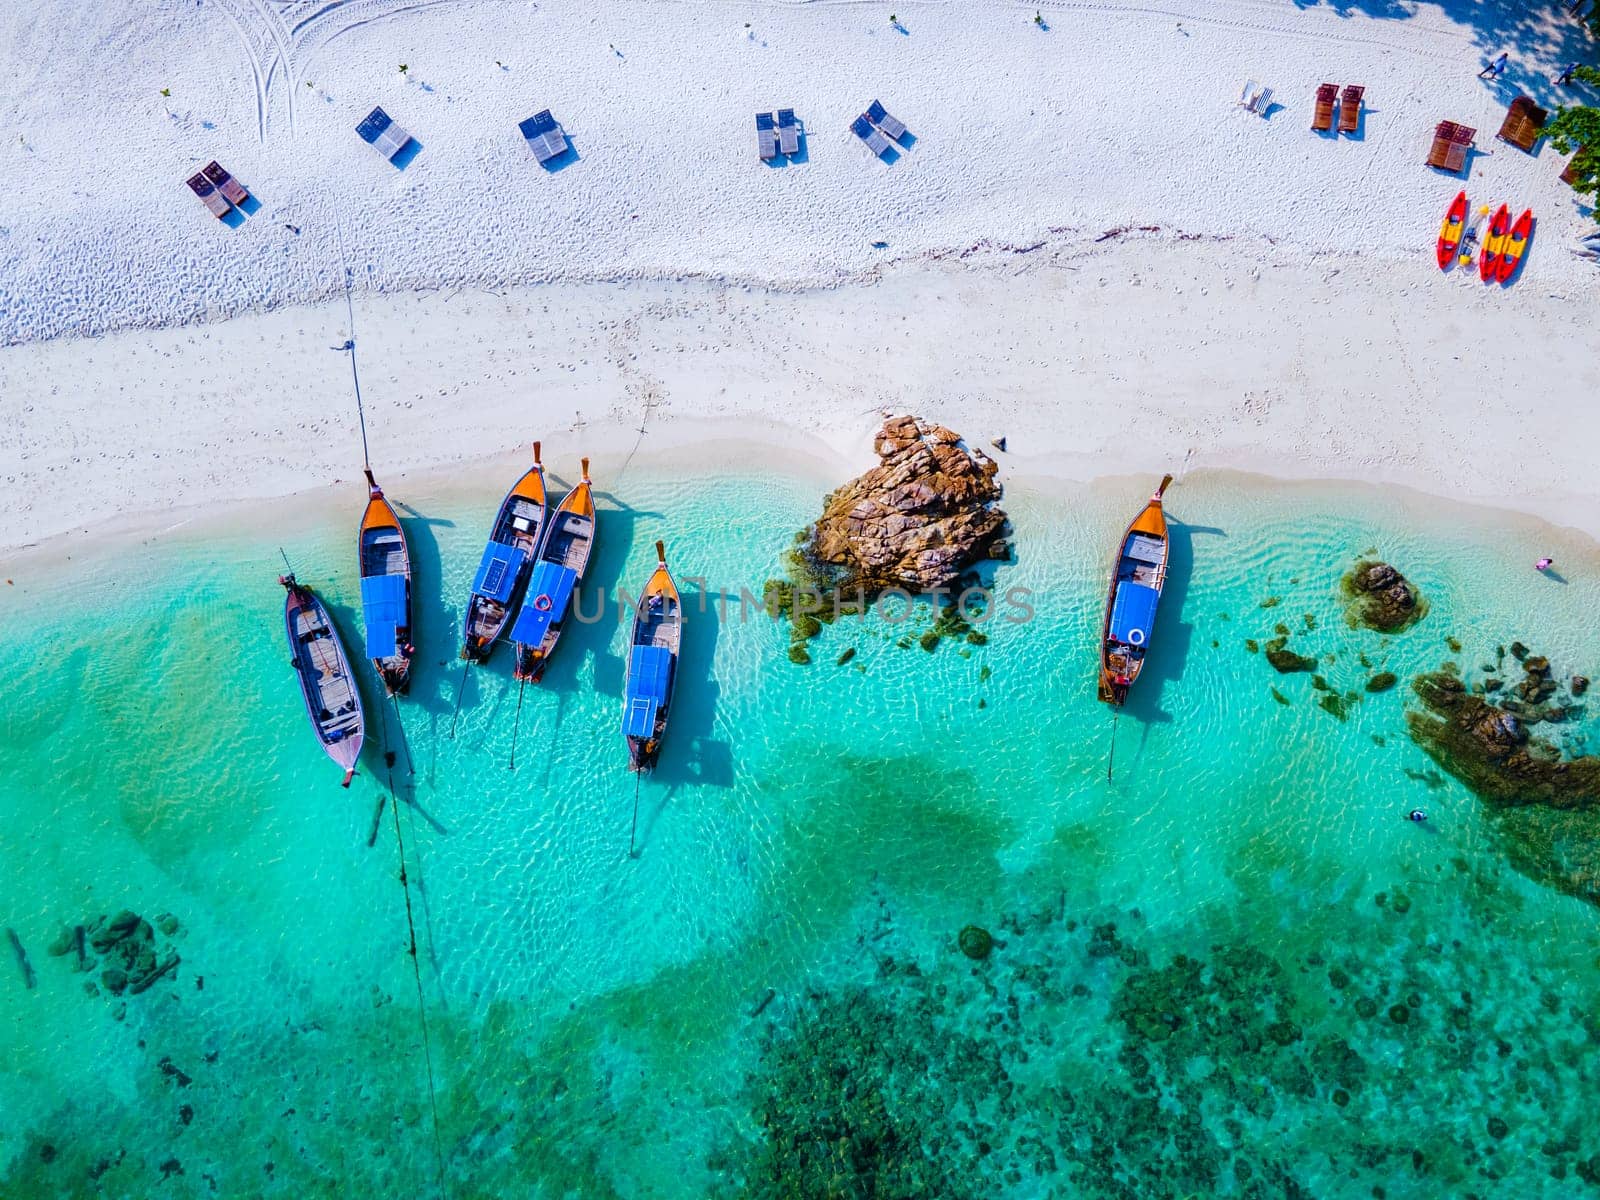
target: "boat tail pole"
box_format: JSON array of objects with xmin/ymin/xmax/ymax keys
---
[
  {"xmin": 628, "ymin": 773, "xmax": 643, "ymax": 859},
  {"xmin": 447, "ymin": 663, "xmax": 470, "ymax": 739},
  {"xmin": 381, "ymin": 729, "xmax": 449, "ymax": 1196},
  {"xmin": 391, "ymin": 693, "xmax": 415, "ymax": 776},
  {"xmin": 534, "ymin": 440, "xmax": 541, "ymax": 465},
  {"xmin": 1106, "ymin": 710, "xmax": 1120, "ymax": 783},
  {"xmin": 508, "ymin": 677, "xmax": 528, "ymax": 771},
  {"xmin": 341, "ymin": 767, "xmax": 356, "ymax": 789},
  {"xmin": 1156, "ymin": 473, "xmax": 1174, "ymax": 499}
]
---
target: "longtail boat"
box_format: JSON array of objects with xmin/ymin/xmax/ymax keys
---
[
  {"xmin": 357, "ymin": 468, "xmax": 414, "ymax": 695},
  {"xmin": 512, "ymin": 457, "xmax": 596, "ymax": 682},
  {"xmin": 622, "ymin": 541, "xmax": 681, "ymax": 772},
  {"xmin": 462, "ymin": 442, "xmax": 547, "ymax": 663},
  {"xmin": 280, "ymin": 574, "xmax": 366, "ymax": 786},
  {"xmin": 1097, "ymin": 474, "xmax": 1174, "ymax": 706}
]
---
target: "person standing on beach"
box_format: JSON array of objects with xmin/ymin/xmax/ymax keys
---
[
  {"xmin": 1555, "ymin": 63, "xmax": 1578, "ymax": 86},
  {"xmin": 1536, "ymin": 557, "xmax": 1554, "ymax": 572},
  {"xmin": 1479, "ymin": 52, "xmax": 1508, "ymax": 79}
]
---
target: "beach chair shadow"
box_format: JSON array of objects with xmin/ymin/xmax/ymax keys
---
[
  {"xmin": 238, "ymin": 194, "xmax": 263, "ymax": 216},
  {"xmin": 1258, "ymin": 101, "xmax": 1285, "ymax": 121},
  {"xmin": 540, "ymin": 139, "xmax": 580, "ymax": 172},
  {"xmin": 220, "ymin": 207, "xmax": 246, "ymax": 229},
  {"xmin": 391, "ymin": 138, "xmax": 424, "ymax": 170}
]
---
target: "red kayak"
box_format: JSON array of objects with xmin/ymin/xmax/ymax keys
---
[
  {"xmin": 1479, "ymin": 204, "xmax": 1510, "ymax": 282},
  {"xmin": 1495, "ymin": 208, "xmax": 1533, "ymax": 283},
  {"xmin": 1436, "ymin": 190, "xmax": 1468, "ymax": 270}
]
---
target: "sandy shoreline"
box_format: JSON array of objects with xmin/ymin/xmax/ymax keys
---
[{"xmin": 4, "ymin": 235, "xmax": 1599, "ymax": 560}]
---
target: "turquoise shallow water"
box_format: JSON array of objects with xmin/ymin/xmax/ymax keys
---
[{"xmin": 3, "ymin": 464, "xmax": 1600, "ymax": 1198}]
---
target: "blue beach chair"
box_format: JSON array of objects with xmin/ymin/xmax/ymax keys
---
[
  {"xmin": 866, "ymin": 99, "xmax": 907, "ymax": 141},
  {"xmin": 356, "ymin": 106, "xmax": 413, "ymax": 161},
  {"xmin": 756, "ymin": 112, "xmax": 778, "ymax": 161},
  {"xmin": 851, "ymin": 114, "xmax": 892, "ymax": 159},
  {"xmin": 776, "ymin": 108, "xmax": 800, "ymax": 156},
  {"xmin": 519, "ymin": 109, "xmax": 569, "ymax": 164}
]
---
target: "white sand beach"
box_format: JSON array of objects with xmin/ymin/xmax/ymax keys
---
[{"xmin": 1, "ymin": 0, "xmax": 1597, "ymax": 552}]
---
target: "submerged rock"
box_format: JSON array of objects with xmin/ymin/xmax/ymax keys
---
[
  {"xmin": 1342, "ymin": 560, "xmax": 1426, "ymax": 632},
  {"xmin": 1366, "ymin": 672, "xmax": 1398, "ymax": 693},
  {"xmin": 958, "ymin": 925, "xmax": 994, "ymax": 960},
  {"xmin": 1408, "ymin": 668, "xmax": 1600, "ymax": 907},
  {"xmin": 1264, "ymin": 637, "xmax": 1317, "ymax": 674}
]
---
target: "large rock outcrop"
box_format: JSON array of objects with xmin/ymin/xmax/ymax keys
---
[
  {"xmin": 1408, "ymin": 667, "xmax": 1600, "ymax": 906},
  {"xmin": 1342, "ymin": 561, "xmax": 1426, "ymax": 632},
  {"xmin": 809, "ymin": 416, "xmax": 1009, "ymax": 595}
]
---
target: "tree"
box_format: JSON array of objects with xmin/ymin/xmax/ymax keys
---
[{"xmin": 1546, "ymin": 68, "xmax": 1600, "ymax": 200}]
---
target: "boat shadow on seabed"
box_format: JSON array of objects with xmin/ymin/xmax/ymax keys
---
[{"xmin": 1121, "ymin": 519, "xmax": 1225, "ymax": 748}]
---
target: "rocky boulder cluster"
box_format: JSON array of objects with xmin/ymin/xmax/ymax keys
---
[
  {"xmin": 1409, "ymin": 655, "xmax": 1600, "ymax": 907},
  {"xmin": 768, "ymin": 416, "xmax": 1010, "ymax": 661},
  {"xmin": 1342, "ymin": 560, "xmax": 1426, "ymax": 632},
  {"xmin": 47, "ymin": 910, "xmax": 181, "ymax": 1005}
]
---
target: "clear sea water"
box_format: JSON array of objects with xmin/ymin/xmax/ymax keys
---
[{"xmin": 3, "ymin": 464, "xmax": 1599, "ymax": 1198}]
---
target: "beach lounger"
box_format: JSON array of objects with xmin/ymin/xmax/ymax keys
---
[
  {"xmin": 356, "ymin": 106, "xmax": 413, "ymax": 160},
  {"xmin": 866, "ymin": 99, "xmax": 907, "ymax": 140},
  {"xmin": 1311, "ymin": 84, "xmax": 1337, "ymax": 132},
  {"xmin": 1497, "ymin": 96, "xmax": 1548, "ymax": 153},
  {"xmin": 1238, "ymin": 80, "xmax": 1271, "ymax": 114},
  {"xmin": 1338, "ymin": 85, "xmax": 1364, "ymax": 133},
  {"xmin": 756, "ymin": 112, "xmax": 778, "ymax": 161},
  {"xmin": 776, "ymin": 108, "xmax": 800, "ymax": 156},
  {"xmin": 519, "ymin": 110, "xmax": 568, "ymax": 164},
  {"xmin": 185, "ymin": 172, "xmax": 231, "ymax": 219},
  {"xmin": 202, "ymin": 161, "xmax": 249, "ymax": 206},
  {"xmin": 851, "ymin": 114, "xmax": 893, "ymax": 159},
  {"xmin": 1425, "ymin": 121, "xmax": 1474, "ymax": 173}
]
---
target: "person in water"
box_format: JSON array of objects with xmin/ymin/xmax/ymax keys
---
[
  {"xmin": 1536, "ymin": 558, "xmax": 1553, "ymax": 572},
  {"xmin": 1408, "ymin": 810, "xmax": 1428, "ymax": 823}
]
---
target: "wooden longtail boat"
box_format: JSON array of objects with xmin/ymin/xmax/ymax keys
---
[
  {"xmin": 461, "ymin": 443, "xmax": 547, "ymax": 663},
  {"xmin": 280, "ymin": 574, "xmax": 366, "ymax": 786},
  {"xmin": 512, "ymin": 457, "xmax": 596, "ymax": 682},
  {"xmin": 622, "ymin": 541, "xmax": 681, "ymax": 772},
  {"xmin": 1097, "ymin": 475, "xmax": 1174, "ymax": 706},
  {"xmin": 357, "ymin": 469, "xmax": 414, "ymax": 695}
]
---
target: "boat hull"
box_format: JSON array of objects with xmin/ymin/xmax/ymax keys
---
[
  {"xmin": 281, "ymin": 575, "xmax": 366, "ymax": 786},
  {"xmin": 358, "ymin": 476, "xmax": 413, "ymax": 696},
  {"xmin": 1436, "ymin": 190, "xmax": 1467, "ymax": 270},
  {"xmin": 1097, "ymin": 476, "xmax": 1173, "ymax": 707},
  {"xmin": 462, "ymin": 454, "xmax": 547, "ymax": 662},
  {"xmin": 514, "ymin": 471, "xmax": 596, "ymax": 683},
  {"xmin": 622, "ymin": 547, "xmax": 681, "ymax": 772}
]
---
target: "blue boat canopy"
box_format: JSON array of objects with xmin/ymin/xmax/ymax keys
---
[
  {"xmin": 360, "ymin": 573, "xmax": 407, "ymax": 659},
  {"xmin": 1109, "ymin": 582, "xmax": 1160, "ymax": 648},
  {"xmin": 510, "ymin": 562, "xmax": 579, "ymax": 645},
  {"xmin": 623, "ymin": 645, "xmax": 673, "ymax": 738},
  {"xmin": 472, "ymin": 541, "xmax": 527, "ymax": 604}
]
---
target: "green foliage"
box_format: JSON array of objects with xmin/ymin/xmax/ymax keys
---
[
  {"xmin": 1547, "ymin": 102, "xmax": 1600, "ymax": 199},
  {"xmin": 159, "ymin": 87, "xmax": 171, "ymax": 98}
]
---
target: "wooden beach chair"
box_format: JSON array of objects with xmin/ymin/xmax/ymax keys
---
[
  {"xmin": 519, "ymin": 110, "xmax": 568, "ymax": 164},
  {"xmin": 851, "ymin": 114, "xmax": 893, "ymax": 159},
  {"xmin": 776, "ymin": 108, "xmax": 800, "ymax": 156},
  {"xmin": 866, "ymin": 99, "xmax": 907, "ymax": 140},
  {"xmin": 1425, "ymin": 121, "xmax": 1473, "ymax": 173},
  {"xmin": 202, "ymin": 161, "xmax": 249, "ymax": 206},
  {"xmin": 1238, "ymin": 79, "xmax": 1262, "ymax": 110},
  {"xmin": 185, "ymin": 172, "xmax": 231, "ymax": 219},
  {"xmin": 1561, "ymin": 148, "xmax": 1583, "ymax": 186},
  {"xmin": 756, "ymin": 112, "xmax": 778, "ymax": 161},
  {"xmin": 1338, "ymin": 85, "xmax": 1364, "ymax": 133},
  {"xmin": 1311, "ymin": 84, "xmax": 1337, "ymax": 132},
  {"xmin": 1496, "ymin": 96, "xmax": 1548, "ymax": 153},
  {"xmin": 356, "ymin": 106, "xmax": 413, "ymax": 160}
]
